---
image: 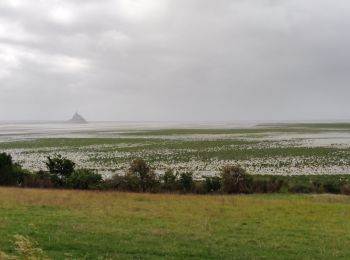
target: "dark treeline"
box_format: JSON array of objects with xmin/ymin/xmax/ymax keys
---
[{"xmin": 1, "ymin": 152, "xmax": 350, "ymax": 195}]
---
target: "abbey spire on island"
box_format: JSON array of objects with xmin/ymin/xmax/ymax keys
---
[{"xmin": 67, "ymin": 112, "xmax": 88, "ymax": 124}]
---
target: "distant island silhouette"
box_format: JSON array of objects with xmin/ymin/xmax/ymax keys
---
[{"xmin": 67, "ymin": 112, "xmax": 87, "ymax": 124}]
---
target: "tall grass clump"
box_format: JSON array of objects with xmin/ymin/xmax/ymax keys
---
[{"xmin": 0, "ymin": 235, "xmax": 49, "ymax": 260}]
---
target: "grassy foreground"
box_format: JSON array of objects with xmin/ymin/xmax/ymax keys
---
[{"xmin": 0, "ymin": 189, "xmax": 350, "ymax": 259}]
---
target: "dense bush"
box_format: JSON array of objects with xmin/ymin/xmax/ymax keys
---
[
  {"xmin": 287, "ymin": 176, "xmax": 347, "ymax": 194},
  {"xmin": 220, "ymin": 165, "xmax": 252, "ymax": 194},
  {"xmin": 3, "ymin": 152, "xmax": 350, "ymax": 196},
  {"xmin": 288, "ymin": 182, "xmax": 314, "ymax": 193},
  {"xmin": 104, "ymin": 174, "xmax": 127, "ymax": 190},
  {"xmin": 22, "ymin": 171, "xmax": 53, "ymax": 188},
  {"xmin": 193, "ymin": 180, "xmax": 206, "ymax": 194},
  {"xmin": 67, "ymin": 169, "xmax": 102, "ymax": 189},
  {"xmin": 341, "ymin": 184, "xmax": 350, "ymax": 195},
  {"xmin": 104, "ymin": 174, "xmax": 147, "ymax": 191},
  {"xmin": 323, "ymin": 181, "xmax": 341, "ymax": 193},
  {"xmin": 252, "ymin": 176, "xmax": 284, "ymax": 193},
  {"xmin": 161, "ymin": 169, "xmax": 178, "ymax": 191},
  {"xmin": 204, "ymin": 176, "xmax": 221, "ymax": 193},
  {"xmin": 44, "ymin": 155, "xmax": 102, "ymax": 189},
  {"xmin": 121, "ymin": 172, "xmax": 142, "ymax": 191}
]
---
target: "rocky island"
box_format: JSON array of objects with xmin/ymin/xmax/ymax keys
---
[{"xmin": 67, "ymin": 112, "xmax": 88, "ymax": 124}]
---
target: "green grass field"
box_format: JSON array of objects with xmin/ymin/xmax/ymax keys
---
[{"xmin": 1, "ymin": 188, "xmax": 350, "ymax": 259}]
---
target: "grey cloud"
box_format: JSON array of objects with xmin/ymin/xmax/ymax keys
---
[{"xmin": 0, "ymin": 0, "xmax": 349, "ymax": 121}]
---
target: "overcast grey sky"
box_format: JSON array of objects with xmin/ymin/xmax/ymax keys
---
[{"xmin": 0, "ymin": 0, "xmax": 349, "ymax": 121}]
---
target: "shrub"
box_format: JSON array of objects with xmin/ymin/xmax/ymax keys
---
[
  {"xmin": 310, "ymin": 180, "xmax": 323, "ymax": 193},
  {"xmin": 67, "ymin": 169, "xmax": 102, "ymax": 190},
  {"xmin": 122, "ymin": 173, "xmax": 142, "ymax": 191},
  {"xmin": 341, "ymin": 184, "xmax": 350, "ymax": 195},
  {"xmin": 220, "ymin": 165, "xmax": 252, "ymax": 194},
  {"xmin": 252, "ymin": 179, "xmax": 267, "ymax": 193},
  {"xmin": 288, "ymin": 183, "xmax": 313, "ymax": 193},
  {"xmin": 127, "ymin": 159, "xmax": 159, "ymax": 192},
  {"xmin": 45, "ymin": 155, "xmax": 75, "ymax": 187},
  {"xmin": 204, "ymin": 176, "xmax": 221, "ymax": 193},
  {"xmin": 287, "ymin": 178, "xmax": 325, "ymax": 193},
  {"xmin": 104, "ymin": 174, "xmax": 125, "ymax": 190},
  {"xmin": 323, "ymin": 181, "xmax": 341, "ymax": 194},
  {"xmin": 252, "ymin": 177, "xmax": 284, "ymax": 193},
  {"xmin": 193, "ymin": 181, "xmax": 207, "ymax": 194},
  {"xmin": 179, "ymin": 172, "xmax": 194, "ymax": 192},
  {"xmin": 22, "ymin": 171, "xmax": 53, "ymax": 188}
]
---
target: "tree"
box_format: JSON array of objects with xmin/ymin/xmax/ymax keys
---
[
  {"xmin": 162, "ymin": 169, "xmax": 178, "ymax": 191},
  {"xmin": 179, "ymin": 172, "xmax": 194, "ymax": 192},
  {"xmin": 0, "ymin": 152, "xmax": 14, "ymax": 185},
  {"xmin": 127, "ymin": 159, "xmax": 158, "ymax": 192},
  {"xmin": 220, "ymin": 165, "xmax": 252, "ymax": 193},
  {"xmin": 0, "ymin": 152, "xmax": 27, "ymax": 186},
  {"xmin": 45, "ymin": 154, "xmax": 75, "ymax": 187}
]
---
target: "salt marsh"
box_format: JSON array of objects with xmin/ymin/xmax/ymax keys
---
[{"xmin": 1, "ymin": 122, "xmax": 350, "ymax": 177}]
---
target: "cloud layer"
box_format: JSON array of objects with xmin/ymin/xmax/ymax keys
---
[{"xmin": 0, "ymin": 0, "xmax": 349, "ymax": 121}]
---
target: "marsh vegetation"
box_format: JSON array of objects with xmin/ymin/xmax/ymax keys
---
[{"xmin": 1, "ymin": 124, "xmax": 350, "ymax": 177}]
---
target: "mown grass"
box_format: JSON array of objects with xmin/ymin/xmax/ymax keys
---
[{"xmin": 1, "ymin": 188, "xmax": 350, "ymax": 259}]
